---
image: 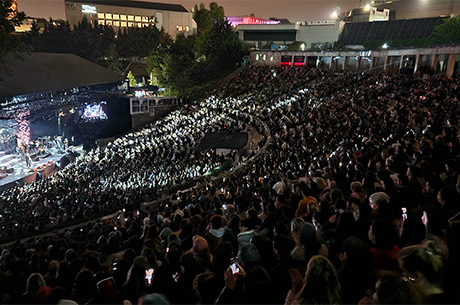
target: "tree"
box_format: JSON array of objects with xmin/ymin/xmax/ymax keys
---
[
  {"xmin": 31, "ymin": 18, "xmax": 73, "ymax": 53},
  {"xmin": 127, "ymin": 71, "xmax": 136, "ymax": 87},
  {"xmin": 163, "ymin": 2, "xmax": 244, "ymax": 97},
  {"xmin": 205, "ymin": 18, "xmax": 244, "ymax": 69},
  {"xmin": 146, "ymin": 51, "xmax": 169, "ymax": 87},
  {"xmin": 0, "ymin": 0, "xmax": 29, "ymax": 80},
  {"xmin": 434, "ymin": 16, "xmax": 460, "ymax": 44},
  {"xmin": 71, "ymin": 16, "xmax": 99, "ymax": 61},
  {"xmin": 165, "ymin": 33, "xmax": 197, "ymax": 95},
  {"xmin": 193, "ymin": 2, "xmax": 243, "ymax": 68},
  {"xmin": 117, "ymin": 25, "xmax": 161, "ymax": 58},
  {"xmin": 105, "ymin": 43, "xmax": 122, "ymax": 74},
  {"xmin": 193, "ymin": 2, "xmax": 225, "ymax": 34}
]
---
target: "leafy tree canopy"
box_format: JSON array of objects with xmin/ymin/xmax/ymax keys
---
[
  {"xmin": 193, "ymin": 2, "xmax": 224, "ymax": 34},
  {"xmin": 434, "ymin": 16, "xmax": 460, "ymax": 44},
  {"xmin": 0, "ymin": 0, "xmax": 29, "ymax": 80}
]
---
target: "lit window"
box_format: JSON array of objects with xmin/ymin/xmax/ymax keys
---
[
  {"xmin": 184, "ymin": 26, "xmax": 189, "ymax": 31},
  {"xmin": 97, "ymin": 13, "xmax": 105, "ymax": 19},
  {"xmin": 270, "ymin": 55, "xmax": 274, "ymax": 61},
  {"xmin": 113, "ymin": 21, "xmax": 120, "ymax": 26},
  {"xmin": 176, "ymin": 25, "xmax": 183, "ymax": 31},
  {"xmin": 142, "ymin": 16, "xmax": 149, "ymax": 22},
  {"xmin": 128, "ymin": 15, "xmax": 134, "ymax": 21},
  {"xmin": 127, "ymin": 22, "xmax": 134, "ymax": 27},
  {"xmin": 135, "ymin": 16, "xmax": 141, "ymax": 22},
  {"xmin": 98, "ymin": 19, "xmax": 105, "ymax": 25},
  {"xmin": 105, "ymin": 13, "xmax": 112, "ymax": 19},
  {"xmin": 121, "ymin": 21, "xmax": 127, "ymax": 27},
  {"xmin": 263, "ymin": 54, "xmax": 267, "ymax": 60},
  {"xmin": 137, "ymin": 23, "xmax": 142, "ymax": 27},
  {"xmin": 120, "ymin": 15, "xmax": 127, "ymax": 20},
  {"xmin": 256, "ymin": 54, "xmax": 260, "ymax": 60},
  {"xmin": 106, "ymin": 20, "xmax": 112, "ymax": 25},
  {"xmin": 113, "ymin": 14, "xmax": 119, "ymax": 20}
]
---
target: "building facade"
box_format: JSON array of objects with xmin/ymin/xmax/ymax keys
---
[
  {"xmin": 64, "ymin": 0, "xmax": 196, "ymax": 38},
  {"xmin": 250, "ymin": 45, "xmax": 460, "ymax": 77},
  {"xmin": 376, "ymin": 0, "xmax": 460, "ymax": 20},
  {"xmin": 236, "ymin": 20, "xmax": 343, "ymax": 50}
]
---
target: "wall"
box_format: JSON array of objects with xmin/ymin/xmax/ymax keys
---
[
  {"xmin": 378, "ymin": 0, "xmax": 460, "ymax": 20},
  {"xmin": 250, "ymin": 45, "xmax": 460, "ymax": 77},
  {"xmin": 65, "ymin": 1, "xmax": 196, "ymax": 39},
  {"xmin": 296, "ymin": 21, "xmax": 342, "ymax": 49},
  {"xmin": 237, "ymin": 24, "xmax": 299, "ymax": 46}
]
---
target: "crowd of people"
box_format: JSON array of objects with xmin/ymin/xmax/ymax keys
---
[
  {"xmin": 0, "ymin": 102, "xmax": 254, "ymax": 240},
  {"xmin": 0, "ymin": 65, "xmax": 459, "ymax": 304}
]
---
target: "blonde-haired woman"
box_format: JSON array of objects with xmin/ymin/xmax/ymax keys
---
[{"xmin": 285, "ymin": 255, "xmax": 341, "ymax": 305}]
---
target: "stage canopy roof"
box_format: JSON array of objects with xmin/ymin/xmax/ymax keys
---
[{"xmin": 0, "ymin": 53, "xmax": 124, "ymax": 99}]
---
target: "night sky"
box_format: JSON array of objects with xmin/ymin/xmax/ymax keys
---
[{"xmin": 17, "ymin": 0, "xmax": 360, "ymax": 23}]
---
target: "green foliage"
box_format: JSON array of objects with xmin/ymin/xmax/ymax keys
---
[
  {"xmin": 193, "ymin": 2, "xmax": 224, "ymax": 34},
  {"xmin": 146, "ymin": 51, "xmax": 169, "ymax": 87},
  {"xmin": 287, "ymin": 41, "xmax": 303, "ymax": 51},
  {"xmin": 116, "ymin": 25, "xmax": 162, "ymax": 58},
  {"xmin": 26, "ymin": 17, "xmax": 172, "ymax": 75},
  {"xmin": 105, "ymin": 43, "xmax": 122, "ymax": 74},
  {"xmin": 71, "ymin": 17, "xmax": 114, "ymax": 62},
  {"xmin": 434, "ymin": 16, "xmax": 460, "ymax": 44},
  {"xmin": 333, "ymin": 41, "xmax": 345, "ymax": 50},
  {"xmin": 204, "ymin": 18, "xmax": 243, "ymax": 69},
  {"xmin": 0, "ymin": 0, "xmax": 30, "ymax": 80},
  {"xmin": 13, "ymin": 1, "xmax": 243, "ymax": 97},
  {"xmin": 33, "ymin": 18, "xmax": 73, "ymax": 53},
  {"xmin": 193, "ymin": 2, "xmax": 242, "ymax": 69},
  {"xmin": 127, "ymin": 71, "xmax": 136, "ymax": 87},
  {"xmin": 362, "ymin": 40, "xmax": 385, "ymax": 50},
  {"xmin": 310, "ymin": 42, "xmax": 335, "ymax": 51}
]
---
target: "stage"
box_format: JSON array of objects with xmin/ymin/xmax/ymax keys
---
[{"xmin": 0, "ymin": 147, "xmax": 82, "ymax": 192}]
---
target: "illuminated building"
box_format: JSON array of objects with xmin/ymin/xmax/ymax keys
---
[
  {"xmin": 236, "ymin": 20, "xmax": 342, "ymax": 50},
  {"xmin": 16, "ymin": 0, "xmax": 196, "ymax": 38},
  {"xmin": 65, "ymin": 0, "xmax": 196, "ymax": 38},
  {"xmin": 351, "ymin": 0, "xmax": 460, "ymax": 22},
  {"xmin": 225, "ymin": 16, "xmax": 281, "ymax": 27}
]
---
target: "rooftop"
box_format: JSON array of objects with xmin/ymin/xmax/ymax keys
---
[
  {"xmin": 0, "ymin": 53, "xmax": 124, "ymax": 99},
  {"xmin": 65, "ymin": 0, "xmax": 188, "ymax": 13}
]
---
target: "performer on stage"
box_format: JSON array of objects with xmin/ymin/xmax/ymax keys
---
[{"xmin": 25, "ymin": 150, "xmax": 32, "ymax": 168}]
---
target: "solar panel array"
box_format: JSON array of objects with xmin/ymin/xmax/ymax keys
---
[{"xmin": 339, "ymin": 17, "xmax": 445, "ymax": 45}]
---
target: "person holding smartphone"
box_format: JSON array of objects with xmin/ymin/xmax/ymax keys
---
[
  {"xmin": 120, "ymin": 257, "xmax": 154, "ymax": 304},
  {"xmin": 217, "ymin": 243, "xmax": 272, "ymax": 304}
]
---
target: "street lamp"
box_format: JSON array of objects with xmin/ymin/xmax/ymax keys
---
[{"xmin": 331, "ymin": 7, "xmax": 344, "ymax": 20}]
